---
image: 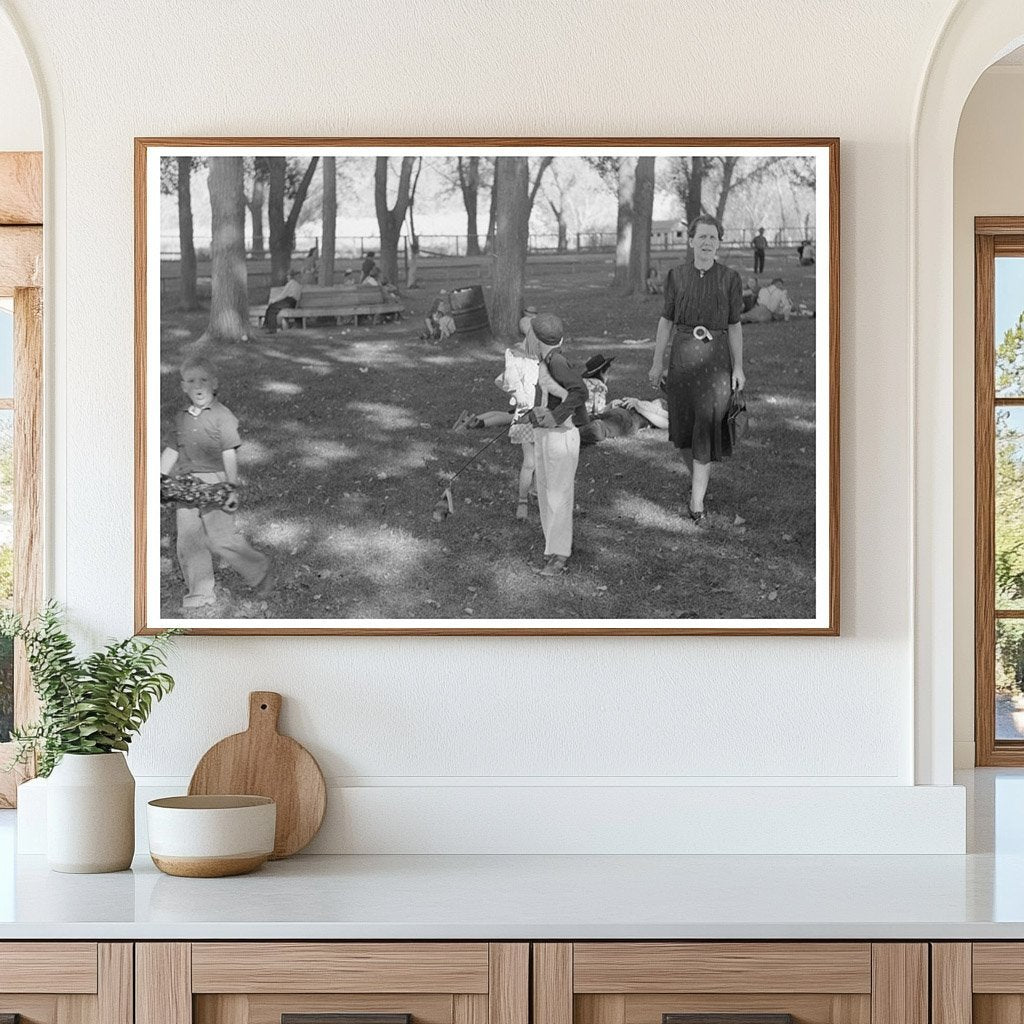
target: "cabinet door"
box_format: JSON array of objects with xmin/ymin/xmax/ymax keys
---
[
  {"xmin": 945, "ymin": 943, "xmax": 1024, "ymax": 1024},
  {"xmin": 137, "ymin": 943, "xmax": 528, "ymax": 1024},
  {"xmin": 0, "ymin": 943, "xmax": 131, "ymax": 1024},
  {"xmin": 533, "ymin": 944, "xmax": 927, "ymax": 1024}
]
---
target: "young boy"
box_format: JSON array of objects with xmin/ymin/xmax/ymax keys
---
[{"xmin": 160, "ymin": 358, "xmax": 273, "ymax": 611}]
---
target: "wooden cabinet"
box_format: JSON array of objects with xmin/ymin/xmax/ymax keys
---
[
  {"xmin": 932, "ymin": 943, "xmax": 1024, "ymax": 1024},
  {"xmin": 136, "ymin": 944, "xmax": 528, "ymax": 1024},
  {"xmin": 0, "ymin": 943, "xmax": 131, "ymax": 1024},
  {"xmin": 532, "ymin": 944, "xmax": 928, "ymax": 1024}
]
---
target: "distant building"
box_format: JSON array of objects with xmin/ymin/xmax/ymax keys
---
[{"xmin": 651, "ymin": 218, "xmax": 686, "ymax": 247}]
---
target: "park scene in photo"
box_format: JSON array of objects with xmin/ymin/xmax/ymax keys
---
[{"xmin": 150, "ymin": 149, "xmax": 825, "ymax": 626}]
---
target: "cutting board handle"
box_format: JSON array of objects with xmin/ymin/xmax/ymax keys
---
[{"xmin": 248, "ymin": 691, "xmax": 282, "ymax": 734}]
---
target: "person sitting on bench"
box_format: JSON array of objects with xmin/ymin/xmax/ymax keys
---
[{"xmin": 263, "ymin": 270, "xmax": 302, "ymax": 334}]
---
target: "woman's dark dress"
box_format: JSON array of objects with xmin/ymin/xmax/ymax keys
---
[{"xmin": 662, "ymin": 260, "xmax": 743, "ymax": 463}]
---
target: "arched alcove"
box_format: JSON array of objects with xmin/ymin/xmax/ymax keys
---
[{"xmin": 913, "ymin": 1, "xmax": 1024, "ymax": 785}]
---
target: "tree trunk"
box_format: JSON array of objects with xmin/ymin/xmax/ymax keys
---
[
  {"xmin": 483, "ymin": 171, "xmax": 498, "ymax": 254},
  {"xmin": 491, "ymin": 156, "xmax": 530, "ymax": 342},
  {"xmin": 627, "ymin": 156, "xmax": 656, "ymax": 295},
  {"xmin": 374, "ymin": 156, "xmax": 415, "ymax": 286},
  {"xmin": 248, "ymin": 177, "xmax": 265, "ymax": 258},
  {"xmin": 267, "ymin": 156, "xmax": 319, "ymax": 286},
  {"xmin": 685, "ymin": 156, "xmax": 707, "ymax": 226},
  {"xmin": 614, "ymin": 157, "xmax": 637, "ymax": 291},
  {"xmin": 267, "ymin": 158, "xmax": 289, "ymax": 286},
  {"xmin": 207, "ymin": 157, "xmax": 248, "ymax": 342},
  {"xmin": 319, "ymin": 156, "xmax": 336, "ymax": 286},
  {"xmin": 176, "ymin": 156, "xmax": 198, "ymax": 311},
  {"xmin": 459, "ymin": 156, "xmax": 481, "ymax": 256},
  {"xmin": 714, "ymin": 156, "xmax": 738, "ymax": 228}
]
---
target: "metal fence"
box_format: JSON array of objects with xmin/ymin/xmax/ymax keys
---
[{"xmin": 160, "ymin": 226, "xmax": 816, "ymax": 261}]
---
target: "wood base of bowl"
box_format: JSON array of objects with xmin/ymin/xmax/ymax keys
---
[{"xmin": 151, "ymin": 853, "xmax": 268, "ymax": 878}]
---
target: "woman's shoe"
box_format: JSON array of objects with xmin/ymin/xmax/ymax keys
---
[
  {"xmin": 539, "ymin": 555, "xmax": 569, "ymax": 577},
  {"xmin": 515, "ymin": 498, "xmax": 529, "ymax": 520}
]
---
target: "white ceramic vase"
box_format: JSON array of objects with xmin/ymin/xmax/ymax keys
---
[{"xmin": 46, "ymin": 752, "xmax": 135, "ymax": 873}]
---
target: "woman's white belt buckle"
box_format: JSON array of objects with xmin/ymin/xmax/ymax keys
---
[{"xmin": 692, "ymin": 325, "xmax": 714, "ymax": 343}]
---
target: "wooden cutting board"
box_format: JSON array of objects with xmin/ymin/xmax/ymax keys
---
[{"xmin": 188, "ymin": 691, "xmax": 326, "ymax": 859}]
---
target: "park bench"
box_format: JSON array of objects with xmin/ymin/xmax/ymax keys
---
[{"xmin": 249, "ymin": 284, "xmax": 404, "ymax": 329}]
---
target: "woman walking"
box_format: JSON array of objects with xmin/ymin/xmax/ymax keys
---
[{"xmin": 648, "ymin": 215, "xmax": 746, "ymax": 525}]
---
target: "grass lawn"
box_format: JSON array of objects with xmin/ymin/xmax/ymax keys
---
[{"xmin": 158, "ymin": 251, "xmax": 819, "ymax": 622}]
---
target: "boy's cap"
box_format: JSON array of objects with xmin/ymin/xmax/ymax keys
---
[
  {"xmin": 772, "ymin": 277, "xmax": 785, "ymax": 285},
  {"xmin": 532, "ymin": 314, "xmax": 564, "ymax": 346}
]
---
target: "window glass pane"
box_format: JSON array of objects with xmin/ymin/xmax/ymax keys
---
[
  {"xmin": 998, "ymin": 620, "xmax": 1024, "ymax": 740},
  {"xmin": 0, "ymin": 410, "xmax": 11, "ymax": 742},
  {"xmin": 0, "ymin": 307, "xmax": 12, "ymax": 399},
  {"xmin": 996, "ymin": 256, "xmax": 1024, "ymax": 397},
  {"xmin": 997, "ymin": 407, "xmax": 1024, "ymax": 609}
]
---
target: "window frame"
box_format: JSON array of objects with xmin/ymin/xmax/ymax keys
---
[
  {"xmin": 975, "ymin": 217, "xmax": 1024, "ymax": 765},
  {"xmin": 0, "ymin": 151, "xmax": 43, "ymax": 807}
]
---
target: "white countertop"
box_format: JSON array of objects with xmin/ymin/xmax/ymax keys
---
[
  {"xmin": 3, "ymin": 849, "xmax": 1024, "ymax": 940},
  {"xmin": 3, "ymin": 769, "xmax": 1023, "ymax": 941}
]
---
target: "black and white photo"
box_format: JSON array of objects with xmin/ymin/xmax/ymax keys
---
[{"xmin": 136, "ymin": 139, "xmax": 838, "ymax": 634}]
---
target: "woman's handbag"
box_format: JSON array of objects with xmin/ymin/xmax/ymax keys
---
[{"xmin": 726, "ymin": 388, "xmax": 749, "ymax": 446}]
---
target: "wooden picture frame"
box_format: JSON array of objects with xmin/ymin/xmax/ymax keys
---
[{"xmin": 135, "ymin": 137, "xmax": 839, "ymax": 636}]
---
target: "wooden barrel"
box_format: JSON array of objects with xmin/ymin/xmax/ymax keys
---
[{"xmin": 448, "ymin": 285, "xmax": 491, "ymax": 336}]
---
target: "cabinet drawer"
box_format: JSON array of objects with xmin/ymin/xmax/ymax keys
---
[
  {"xmin": 0, "ymin": 943, "xmax": 130, "ymax": 1024},
  {"xmin": 191, "ymin": 943, "xmax": 490, "ymax": 994},
  {"xmin": 0, "ymin": 942, "xmax": 98, "ymax": 993},
  {"xmin": 139, "ymin": 943, "xmax": 528, "ymax": 1024},
  {"xmin": 572, "ymin": 944, "xmax": 872, "ymax": 994},
  {"xmin": 533, "ymin": 944, "xmax": 925, "ymax": 1024}
]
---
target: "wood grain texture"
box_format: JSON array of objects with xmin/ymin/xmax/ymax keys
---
[
  {"xmin": 188, "ymin": 691, "xmax": 326, "ymax": 858},
  {"xmin": 454, "ymin": 994, "xmax": 487, "ymax": 1024},
  {"xmin": 191, "ymin": 943, "xmax": 489, "ymax": 994},
  {"xmin": 0, "ymin": 226, "xmax": 41, "ymax": 295},
  {"xmin": 971, "ymin": 944, "xmax": 1024, "ymax": 992},
  {"xmin": 576, "ymin": 995, "xmax": 625, "ymax": 1024},
  {"xmin": 573, "ymin": 944, "xmax": 871, "ymax": 994},
  {"xmin": 534, "ymin": 945, "xmax": 572, "ymax": 1024},
  {"xmin": 281, "ymin": 1015, "xmax": 411, "ymax": 1024},
  {"xmin": 201, "ymin": 994, "xmax": 248, "ymax": 1024},
  {"xmin": 623, "ymin": 994, "xmax": 869, "ymax": 1024},
  {"xmin": 488, "ymin": 944, "xmax": 528, "ymax": 1024},
  {"xmin": 134, "ymin": 135, "xmax": 839, "ymax": 637},
  {"xmin": 0, "ymin": 999, "xmax": 58, "ymax": 1024},
  {"xmin": 977, "ymin": 217, "xmax": 1024, "ymax": 236},
  {"xmin": 247, "ymin": 994, "xmax": 452, "ymax": 1024},
  {"xmin": 57, "ymin": 993, "xmax": 95, "ymax": 1024},
  {"xmin": 974, "ymin": 996, "xmax": 1024, "ymax": 1024},
  {"xmin": 931, "ymin": 945, "xmax": 971, "ymax": 1024},
  {"xmin": 136, "ymin": 943, "xmax": 192, "ymax": 1024},
  {"xmin": 976, "ymin": 229, "xmax": 998, "ymax": 766},
  {"xmin": 870, "ymin": 945, "xmax": 927, "ymax": 1024},
  {"xmin": 0, "ymin": 153, "xmax": 42, "ymax": 225},
  {"xmin": 98, "ymin": 945, "xmax": 133, "ymax": 1024},
  {"xmin": 14, "ymin": 286, "xmax": 43, "ymax": 727},
  {"xmin": 0, "ymin": 943, "xmax": 97, "ymax": 993}
]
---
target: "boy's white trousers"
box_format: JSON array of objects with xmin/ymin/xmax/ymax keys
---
[{"xmin": 534, "ymin": 422, "xmax": 580, "ymax": 558}]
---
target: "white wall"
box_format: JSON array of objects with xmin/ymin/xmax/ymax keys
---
[
  {"xmin": 0, "ymin": 0, "xmax": 973, "ymax": 852},
  {"xmin": 0, "ymin": 8, "xmax": 39, "ymax": 152},
  {"xmin": 952, "ymin": 65, "xmax": 1024, "ymax": 767}
]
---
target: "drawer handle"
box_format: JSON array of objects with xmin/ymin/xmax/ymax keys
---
[
  {"xmin": 283, "ymin": 1016, "xmax": 412, "ymax": 1024},
  {"xmin": 664, "ymin": 1016, "xmax": 795, "ymax": 1024}
]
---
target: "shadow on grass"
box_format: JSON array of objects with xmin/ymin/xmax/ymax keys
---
[{"xmin": 157, "ymin": 258, "xmax": 820, "ymax": 622}]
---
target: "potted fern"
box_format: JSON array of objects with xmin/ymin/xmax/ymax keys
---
[{"xmin": 2, "ymin": 603, "xmax": 178, "ymax": 873}]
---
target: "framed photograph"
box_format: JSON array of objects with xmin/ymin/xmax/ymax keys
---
[{"xmin": 135, "ymin": 137, "xmax": 838, "ymax": 636}]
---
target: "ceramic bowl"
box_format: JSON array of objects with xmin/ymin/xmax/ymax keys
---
[{"xmin": 147, "ymin": 795, "xmax": 276, "ymax": 877}]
